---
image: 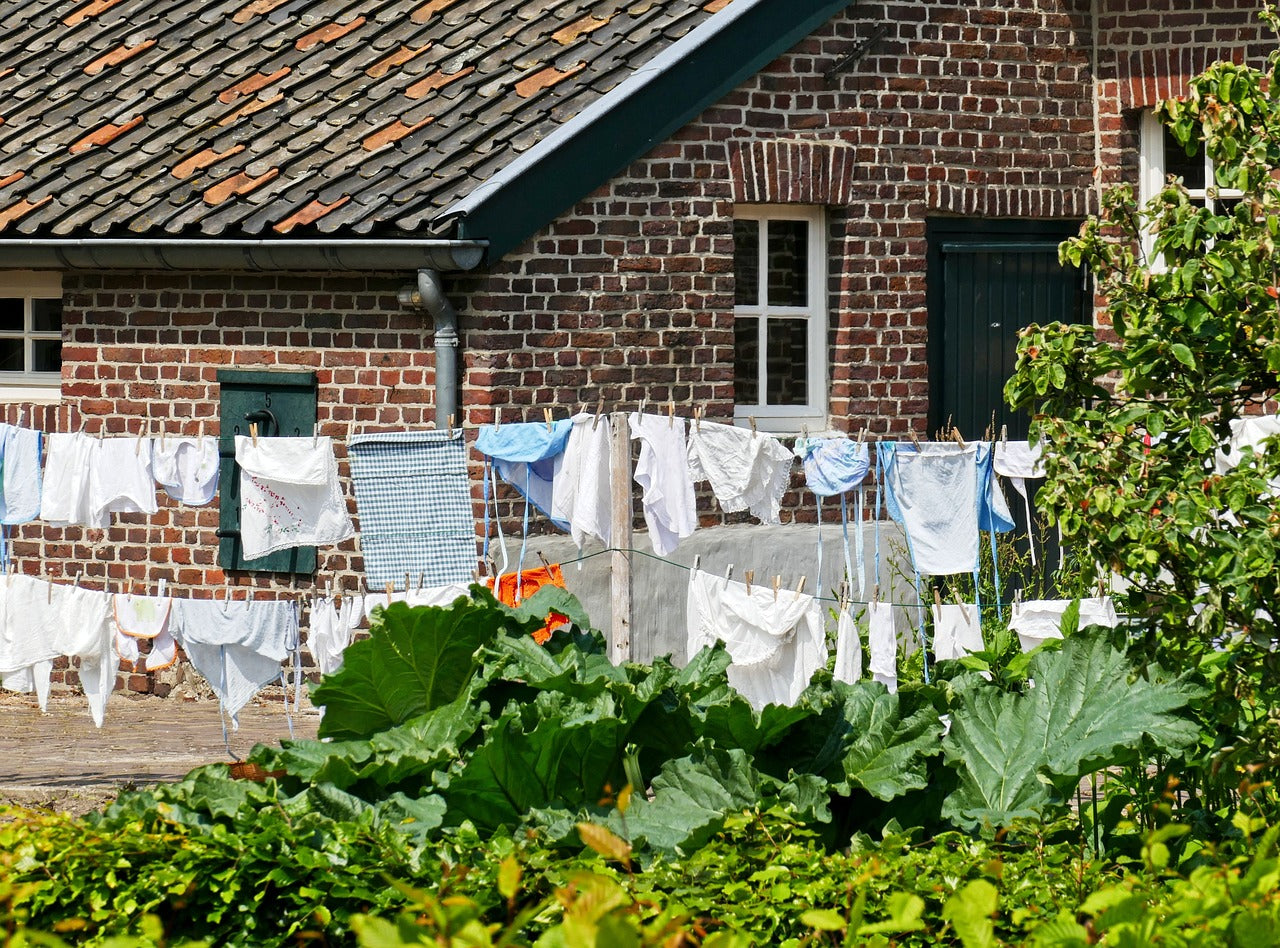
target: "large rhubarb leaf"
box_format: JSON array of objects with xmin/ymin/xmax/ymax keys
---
[
  {"xmin": 941, "ymin": 632, "xmax": 1202, "ymax": 831},
  {"xmin": 314, "ymin": 597, "xmax": 527, "ymax": 740}
]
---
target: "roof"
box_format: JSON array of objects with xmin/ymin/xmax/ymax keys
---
[{"xmin": 0, "ymin": 0, "xmax": 726, "ymax": 240}]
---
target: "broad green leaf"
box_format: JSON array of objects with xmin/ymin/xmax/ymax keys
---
[
  {"xmin": 1170, "ymin": 343, "xmax": 1196, "ymax": 370},
  {"xmin": 801, "ymin": 908, "xmax": 846, "ymax": 931},
  {"xmin": 943, "ymin": 879, "xmax": 998, "ymax": 948},
  {"xmin": 314, "ymin": 598, "xmax": 519, "ymax": 740},
  {"xmin": 941, "ymin": 633, "xmax": 1201, "ymax": 830}
]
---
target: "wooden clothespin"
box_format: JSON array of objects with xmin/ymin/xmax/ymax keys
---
[
  {"xmin": 250, "ymin": 422, "xmax": 259, "ymax": 446},
  {"xmin": 771, "ymin": 575, "xmax": 781, "ymax": 602},
  {"xmin": 592, "ymin": 396, "xmax": 605, "ymax": 431},
  {"xmin": 448, "ymin": 414, "xmax": 455, "ymax": 437},
  {"xmin": 45, "ymin": 568, "xmax": 51, "ymax": 604},
  {"xmin": 313, "ymin": 421, "xmax": 320, "ymax": 447},
  {"xmin": 404, "ymin": 573, "xmax": 411, "ymax": 597},
  {"xmin": 416, "ymin": 572, "xmax": 423, "ymax": 591},
  {"xmin": 952, "ymin": 428, "xmax": 966, "ymax": 449},
  {"xmin": 744, "ymin": 569, "xmax": 753, "ymax": 595},
  {"xmin": 639, "ymin": 397, "xmax": 647, "ymax": 417},
  {"xmin": 873, "ymin": 582, "xmax": 880, "ymax": 605},
  {"xmin": 725, "ymin": 563, "xmax": 734, "ymax": 583},
  {"xmin": 748, "ymin": 416, "xmax": 758, "ymax": 438},
  {"xmin": 692, "ymin": 554, "xmax": 701, "ymax": 572},
  {"xmin": 668, "ymin": 399, "xmax": 675, "ymax": 429},
  {"xmin": 136, "ymin": 418, "xmax": 147, "ymax": 456},
  {"xmin": 933, "ymin": 587, "xmax": 943, "ymax": 609},
  {"xmin": 857, "ymin": 427, "xmax": 866, "ymax": 445},
  {"xmin": 385, "ymin": 580, "xmax": 394, "ymax": 601},
  {"xmin": 795, "ymin": 575, "xmax": 807, "ymax": 597},
  {"xmin": 908, "ymin": 430, "xmax": 921, "ymax": 449},
  {"xmin": 494, "ymin": 406, "xmax": 502, "ymax": 430},
  {"xmin": 198, "ymin": 419, "xmax": 205, "ymax": 441},
  {"xmin": 543, "ymin": 407, "xmax": 553, "ymax": 432},
  {"xmin": 73, "ymin": 569, "xmax": 81, "ymax": 590},
  {"xmin": 1000, "ymin": 424, "xmax": 1008, "ymax": 446},
  {"xmin": 537, "ymin": 551, "xmax": 551, "ymax": 571},
  {"xmin": 694, "ymin": 406, "xmax": 703, "ymax": 432}
]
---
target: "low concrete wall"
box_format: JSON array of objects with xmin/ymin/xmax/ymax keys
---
[{"xmin": 490, "ymin": 520, "xmax": 916, "ymax": 664}]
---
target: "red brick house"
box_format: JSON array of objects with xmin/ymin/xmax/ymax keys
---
[{"xmin": 0, "ymin": 0, "xmax": 1271, "ymax": 684}]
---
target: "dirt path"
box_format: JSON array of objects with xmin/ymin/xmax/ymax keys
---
[{"xmin": 0, "ymin": 689, "xmax": 319, "ymax": 814}]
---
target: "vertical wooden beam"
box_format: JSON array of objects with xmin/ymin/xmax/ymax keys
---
[{"xmin": 608, "ymin": 411, "xmax": 633, "ymax": 664}]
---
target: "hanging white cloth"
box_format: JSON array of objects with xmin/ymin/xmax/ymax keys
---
[
  {"xmin": 994, "ymin": 440, "xmax": 1045, "ymax": 566},
  {"xmin": 234, "ymin": 436, "xmax": 354, "ymax": 559},
  {"xmin": 686, "ymin": 420, "xmax": 793, "ymax": 525},
  {"xmin": 866, "ymin": 601, "xmax": 898, "ymax": 693},
  {"xmin": 113, "ymin": 592, "xmax": 173, "ymax": 639},
  {"xmin": 365, "ymin": 582, "xmax": 472, "ymax": 614},
  {"xmin": 686, "ymin": 568, "xmax": 826, "ymax": 708},
  {"xmin": 308, "ymin": 594, "xmax": 365, "ymax": 676},
  {"xmin": 153, "ymin": 435, "xmax": 220, "ymax": 506},
  {"xmin": 1, "ymin": 425, "xmax": 43, "ymax": 525},
  {"xmin": 0, "ymin": 575, "xmax": 116, "ymax": 726},
  {"xmin": 40, "ymin": 432, "xmax": 107, "ymax": 529},
  {"xmin": 932, "ymin": 602, "xmax": 983, "ymax": 660},
  {"xmin": 549, "ymin": 413, "xmax": 613, "ymax": 551},
  {"xmin": 832, "ymin": 603, "xmax": 863, "ymax": 684},
  {"xmin": 629, "ymin": 412, "xmax": 698, "ymax": 556},
  {"xmin": 1009, "ymin": 596, "xmax": 1119, "ymax": 652},
  {"xmin": 171, "ymin": 598, "xmax": 299, "ymax": 727},
  {"xmin": 885, "ymin": 443, "xmax": 980, "ymax": 576},
  {"xmin": 90, "ymin": 437, "xmax": 159, "ymax": 523}
]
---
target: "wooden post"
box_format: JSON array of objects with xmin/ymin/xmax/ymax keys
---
[{"xmin": 608, "ymin": 411, "xmax": 633, "ymax": 664}]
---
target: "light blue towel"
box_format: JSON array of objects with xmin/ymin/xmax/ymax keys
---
[
  {"xmin": 794, "ymin": 437, "xmax": 871, "ymax": 497},
  {"xmin": 0, "ymin": 425, "xmax": 42, "ymax": 525},
  {"xmin": 475, "ymin": 420, "xmax": 572, "ymax": 528}
]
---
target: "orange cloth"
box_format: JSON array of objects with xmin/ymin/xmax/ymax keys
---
[{"xmin": 491, "ymin": 565, "xmax": 569, "ymax": 645}]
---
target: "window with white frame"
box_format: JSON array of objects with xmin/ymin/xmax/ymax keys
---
[
  {"xmin": 732, "ymin": 205, "xmax": 827, "ymax": 432},
  {"xmin": 1139, "ymin": 110, "xmax": 1243, "ymax": 262},
  {"xmin": 0, "ymin": 271, "xmax": 63, "ymax": 400}
]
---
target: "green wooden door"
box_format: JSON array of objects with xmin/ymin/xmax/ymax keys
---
[
  {"xmin": 217, "ymin": 369, "xmax": 318, "ymax": 574},
  {"xmin": 927, "ymin": 221, "xmax": 1087, "ymax": 440}
]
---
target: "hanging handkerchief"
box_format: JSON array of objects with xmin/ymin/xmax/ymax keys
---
[
  {"xmin": 113, "ymin": 592, "xmax": 173, "ymax": 639},
  {"xmin": 475, "ymin": 420, "xmax": 572, "ymax": 527},
  {"xmin": 686, "ymin": 420, "xmax": 793, "ymax": 524},
  {"xmin": 40, "ymin": 432, "xmax": 107, "ymax": 529},
  {"xmin": 550, "ymin": 413, "xmax": 613, "ymax": 550},
  {"xmin": 234, "ymin": 436, "xmax": 354, "ymax": 559},
  {"xmin": 793, "ymin": 438, "xmax": 871, "ymax": 497},
  {"xmin": 994, "ymin": 439, "xmax": 1045, "ymax": 563},
  {"xmin": 866, "ymin": 601, "xmax": 898, "ymax": 694},
  {"xmin": 89, "ymin": 438, "xmax": 159, "ymax": 523},
  {"xmin": 153, "ymin": 436, "xmax": 220, "ymax": 506},
  {"xmin": 1009, "ymin": 596, "xmax": 1118, "ymax": 653},
  {"xmin": 833, "ymin": 603, "xmax": 863, "ymax": 684},
  {"xmin": 932, "ymin": 602, "xmax": 983, "ymax": 661},
  {"xmin": 309, "ymin": 594, "xmax": 365, "ymax": 676},
  {"xmin": 629, "ymin": 412, "xmax": 698, "ymax": 557}
]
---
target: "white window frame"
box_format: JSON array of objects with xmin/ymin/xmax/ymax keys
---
[
  {"xmin": 0, "ymin": 271, "xmax": 63, "ymax": 403},
  {"xmin": 1139, "ymin": 110, "xmax": 1243, "ymax": 265},
  {"xmin": 732, "ymin": 205, "xmax": 828, "ymax": 434}
]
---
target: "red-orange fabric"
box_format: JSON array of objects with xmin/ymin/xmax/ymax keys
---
[{"xmin": 491, "ymin": 565, "xmax": 568, "ymax": 645}]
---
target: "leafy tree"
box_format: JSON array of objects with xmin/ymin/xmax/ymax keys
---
[{"xmin": 1006, "ymin": 7, "xmax": 1280, "ymax": 796}]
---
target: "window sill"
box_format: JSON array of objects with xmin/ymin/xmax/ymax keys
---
[
  {"xmin": 0, "ymin": 382, "xmax": 61, "ymax": 404},
  {"xmin": 732, "ymin": 407, "xmax": 828, "ymax": 436}
]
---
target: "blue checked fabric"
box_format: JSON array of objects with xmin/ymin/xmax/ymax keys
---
[{"xmin": 348, "ymin": 431, "xmax": 476, "ymax": 590}]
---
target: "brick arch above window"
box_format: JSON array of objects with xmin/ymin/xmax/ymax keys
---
[{"xmin": 728, "ymin": 139, "xmax": 856, "ymax": 205}]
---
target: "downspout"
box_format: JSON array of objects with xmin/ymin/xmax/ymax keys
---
[{"xmin": 398, "ymin": 269, "xmax": 460, "ymax": 428}]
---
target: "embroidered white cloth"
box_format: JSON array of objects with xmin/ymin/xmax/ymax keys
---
[
  {"xmin": 686, "ymin": 420, "xmax": 793, "ymax": 524},
  {"xmin": 833, "ymin": 603, "xmax": 863, "ymax": 684},
  {"xmin": 89, "ymin": 437, "xmax": 159, "ymax": 523},
  {"xmin": 153, "ymin": 436, "xmax": 220, "ymax": 506},
  {"xmin": 867, "ymin": 601, "xmax": 898, "ymax": 693},
  {"xmin": 629, "ymin": 412, "xmax": 698, "ymax": 556},
  {"xmin": 887, "ymin": 443, "xmax": 980, "ymax": 576},
  {"xmin": 234, "ymin": 436, "xmax": 354, "ymax": 559},
  {"xmin": 932, "ymin": 602, "xmax": 983, "ymax": 661},
  {"xmin": 40, "ymin": 432, "xmax": 107, "ymax": 528},
  {"xmin": 309, "ymin": 594, "xmax": 365, "ymax": 676},
  {"xmin": 0, "ymin": 575, "xmax": 116, "ymax": 726},
  {"xmin": 171, "ymin": 598, "xmax": 299, "ymax": 727},
  {"xmin": 1009, "ymin": 597, "xmax": 1119, "ymax": 652},
  {"xmin": 550, "ymin": 413, "xmax": 613, "ymax": 550},
  {"xmin": 1, "ymin": 425, "xmax": 42, "ymax": 524},
  {"xmin": 686, "ymin": 568, "xmax": 826, "ymax": 708}
]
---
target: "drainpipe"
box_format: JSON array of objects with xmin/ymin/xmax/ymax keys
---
[{"xmin": 398, "ymin": 269, "xmax": 460, "ymax": 429}]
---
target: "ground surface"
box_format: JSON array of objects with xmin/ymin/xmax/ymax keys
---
[{"xmin": 0, "ymin": 689, "xmax": 319, "ymax": 814}]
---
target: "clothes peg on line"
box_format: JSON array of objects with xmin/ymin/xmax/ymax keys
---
[
  {"xmin": 748, "ymin": 416, "xmax": 758, "ymax": 437},
  {"xmin": 198, "ymin": 419, "xmax": 205, "ymax": 441},
  {"xmin": 771, "ymin": 575, "xmax": 780, "ymax": 601},
  {"xmin": 858, "ymin": 427, "xmax": 867, "ymax": 445},
  {"xmin": 933, "ymin": 588, "xmax": 942, "ymax": 608},
  {"xmin": 725, "ymin": 563, "xmax": 734, "ymax": 583},
  {"xmin": 744, "ymin": 569, "xmax": 753, "ymax": 595},
  {"xmin": 494, "ymin": 406, "xmax": 502, "ymax": 430},
  {"xmin": 250, "ymin": 423, "xmax": 259, "ymax": 446},
  {"xmin": 873, "ymin": 583, "xmax": 880, "ymax": 604},
  {"xmin": 385, "ymin": 581, "xmax": 394, "ymax": 601},
  {"xmin": 543, "ymin": 407, "xmax": 553, "ymax": 432},
  {"xmin": 795, "ymin": 575, "xmax": 807, "ymax": 597},
  {"xmin": 668, "ymin": 399, "xmax": 675, "ymax": 429},
  {"xmin": 448, "ymin": 414, "xmax": 455, "ymax": 437},
  {"xmin": 136, "ymin": 418, "xmax": 147, "ymax": 456},
  {"xmin": 692, "ymin": 554, "xmax": 701, "ymax": 572},
  {"xmin": 417, "ymin": 572, "xmax": 424, "ymax": 591},
  {"xmin": 951, "ymin": 428, "xmax": 966, "ymax": 449},
  {"xmin": 592, "ymin": 396, "xmax": 605, "ymax": 430},
  {"xmin": 1000, "ymin": 424, "xmax": 1008, "ymax": 445},
  {"xmin": 908, "ymin": 430, "xmax": 921, "ymax": 449},
  {"xmin": 537, "ymin": 551, "xmax": 551, "ymax": 570}
]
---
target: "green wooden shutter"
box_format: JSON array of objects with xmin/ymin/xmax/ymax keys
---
[{"xmin": 217, "ymin": 369, "xmax": 319, "ymax": 574}]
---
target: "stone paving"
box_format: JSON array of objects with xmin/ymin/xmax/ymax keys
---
[{"xmin": 0, "ymin": 689, "xmax": 319, "ymax": 813}]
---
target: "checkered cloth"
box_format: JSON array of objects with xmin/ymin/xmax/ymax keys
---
[{"xmin": 348, "ymin": 431, "xmax": 475, "ymax": 590}]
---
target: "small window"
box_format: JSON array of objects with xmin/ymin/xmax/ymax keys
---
[
  {"xmin": 732, "ymin": 206, "xmax": 827, "ymax": 432},
  {"xmin": 1139, "ymin": 111, "xmax": 1243, "ymax": 262},
  {"xmin": 0, "ymin": 271, "xmax": 63, "ymax": 401}
]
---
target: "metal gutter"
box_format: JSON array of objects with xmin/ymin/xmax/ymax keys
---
[
  {"xmin": 433, "ymin": 0, "xmax": 855, "ymax": 260},
  {"xmin": 0, "ymin": 239, "xmax": 489, "ymax": 272}
]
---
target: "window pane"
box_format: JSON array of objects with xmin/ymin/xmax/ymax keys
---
[
  {"xmin": 0, "ymin": 339, "xmax": 23, "ymax": 372},
  {"xmin": 767, "ymin": 220, "xmax": 809, "ymax": 306},
  {"xmin": 32, "ymin": 339, "xmax": 61, "ymax": 373},
  {"xmin": 1162, "ymin": 126, "xmax": 1205, "ymax": 190},
  {"xmin": 733, "ymin": 315, "xmax": 759, "ymax": 405},
  {"xmin": 31, "ymin": 298, "xmax": 62, "ymax": 333},
  {"xmin": 734, "ymin": 219, "xmax": 760, "ymax": 305},
  {"xmin": 765, "ymin": 318, "xmax": 808, "ymax": 406},
  {"xmin": 0, "ymin": 299, "xmax": 22, "ymax": 333}
]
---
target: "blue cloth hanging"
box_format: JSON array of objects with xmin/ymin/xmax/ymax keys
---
[
  {"xmin": 794, "ymin": 437, "xmax": 871, "ymax": 497},
  {"xmin": 475, "ymin": 420, "xmax": 573, "ymax": 529}
]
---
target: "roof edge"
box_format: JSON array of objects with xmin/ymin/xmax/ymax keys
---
[
  {"xmin": 0, "ymin": 239, "xmax": 489, "ymax": 272},
  {"xmin": 436, "ymin": 0, "xmax": 855, "ymax": 261}
]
